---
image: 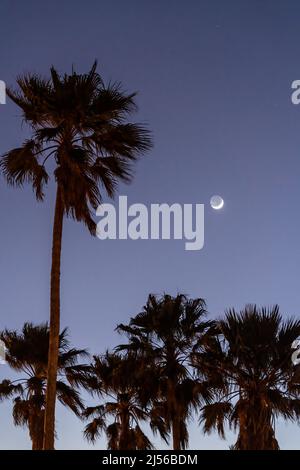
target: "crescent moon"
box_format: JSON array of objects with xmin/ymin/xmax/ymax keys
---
[
  {"xmin": 210, "ymin": 195, "xmax": 224, "ymax": 210},
  {"xmin": 214, "ymin": 199, "xmax": 224, "ymax": 210}
]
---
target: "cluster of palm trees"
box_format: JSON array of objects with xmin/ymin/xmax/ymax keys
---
[
  {"xmin": 1, "ymin": 295, "xmax": 300, "ymax": 450},
  {"xmin": 1, "ymin": 63, "xmax": 299, "ymax": 450}
]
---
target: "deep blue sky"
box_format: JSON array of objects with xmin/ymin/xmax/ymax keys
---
[{"xmin": 0, "ymin": 0, "xmax": 300, "ymax": 449}]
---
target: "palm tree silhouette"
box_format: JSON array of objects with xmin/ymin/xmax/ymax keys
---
[
  {"xmin": 117, "ymin": 293, "xmax": 213, "ymax": 449},
  {"xmin": 83, "ymin": 352, "xmax": 168, "ymax": 449},
  {"xmin": 0, "ymin": 323, "xmax": 88, "ymax": 449},
  {"xmin": 1, "ymin": 62, "xmax": 152, "ymax": 448},
  {"xmin": 196, "ymin": 305, "xmax": 300, "ymax": 449}
]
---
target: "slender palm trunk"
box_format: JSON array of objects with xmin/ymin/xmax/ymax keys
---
[
  {"xmin": 30, "ymin": 410, "xmax": 45, "ymax": 450},
  {"xmin": 119, "ymin": 410, "xmax": 130, "ymax": 450},
  {"xmin": 43, "ymin": 185, "xmax": 64, "ymax": 450},
  {"xmin": 168, "ymin": 378, "xmax": 181, "ymax": 450},
  {"xmin": 172, "ymin": 418, "xmax": 181, "ymax": 450}
]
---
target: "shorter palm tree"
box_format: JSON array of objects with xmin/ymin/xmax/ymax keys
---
[
  {"xmin": 117, "ymin": 293, "xmax": 213, "ymax": 449},
  {"xmin": 195, "ymin": 305, "xmax": 300, "ymax": 450},
  {"xmin": 0, "ymin": 323, "xmax": 88, "ymax": 449},
  {"xmin": 83, "ymin": 352, "xmax": 168, "ymax": 449}
]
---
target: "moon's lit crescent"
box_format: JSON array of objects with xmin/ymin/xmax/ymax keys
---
[{"xmin": 210, "ymin": 195, "xmax": 224, "ymax": 210}]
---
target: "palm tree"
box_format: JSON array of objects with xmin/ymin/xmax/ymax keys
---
[
  {"xmin": 83, "ymin": 352, "xmax": 168, "ymax": 449},
  {"xmin": 195, "ymin": 305, "xmax": 300, "ymax": 450},
  {"xmin": 0, "ymin": 323, "xmax": 88, "ymax": 449},
  {"xmin": 1, "ymin": 62, "xmax": 152, "ymax": 448},
  {"xmin": 117, "ymin": 293, "xmax": 213, "ymax": 449}
]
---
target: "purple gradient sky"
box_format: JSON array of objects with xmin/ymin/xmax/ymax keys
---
[{"xmin": 0, "ymin": 0, "xmax": 300, "ymax": 449}]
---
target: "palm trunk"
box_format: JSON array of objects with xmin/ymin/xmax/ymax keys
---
[
  {"xmin": 43, "ymin": 185, "xmax": 64, "ymax": 450},
  {"xmin": 168, "ymin": 378, "xmax": 181, "ymax": 450},
  {"xmin": 30, "ymin": 410, "xmax": 45, "ymax": 450},
  {"xmin": 119, "ymin": 410, "xmax": 130, "ymax": 450},
  {"xmin": 172, "ymin": 418, "xmax": 181, "ymax": 450}
]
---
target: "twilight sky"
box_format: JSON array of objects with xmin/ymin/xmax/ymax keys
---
[{"xmin": 0, "ymin": 0, "xmax": 300, "ymax": 449}]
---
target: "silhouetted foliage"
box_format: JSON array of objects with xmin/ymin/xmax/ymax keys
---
[
  {"xmin": 195, "ymin": 305, "xmax": 300, "ymax": 450},
  {"xmin": 1, "ymin": 61, "xmax": 152, "ymax": 448},
  {"xmin": 0, "ymin": 323, "xmax": 88, "ymax": 449},
  {"xmin": 82, "ymin": 352, "xmax": 168, "ymax": 449},
  {"xmin": 117, "ymin": 293, "xmax": 213, "ymax": 449}
]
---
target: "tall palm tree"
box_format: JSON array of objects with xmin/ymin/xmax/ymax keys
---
[
  {"xmin": 0, "ymin": 323, "xmax": 88, "ymax": 449},
  {"xmin": 1, "ymin": 62, "xmax": 152, "ymax": 448},
  {"xmin": 195, "ymin": 305, "xmax": 300, "ymax": 450},
  {"xmin": 83, "ymin": 352, "xmax": 168, "ymax": 449},
  {"xmin": 117, "ymin": 293, "xmax": 213, "ymax": 449}
]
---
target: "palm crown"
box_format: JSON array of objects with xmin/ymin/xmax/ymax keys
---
[
  {"xmin": 1, "ymin": 61, "xmax": 152, "ymax": 233},
  {"xmin": 83, "ymin": 352, "xmax": 167, "ymax": 450},
  {"xmin": 117, "ymin": 293, "xmax": 213, "ymax": 449},
  {"xmin": 0, "ymin": 323, "xmax": 88, "ymax": 449},
  {"xmin": 196, "ymin": 305, "xmax": 300, "ymax": 449}
]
